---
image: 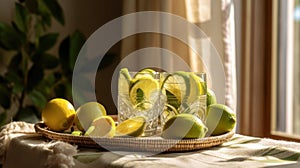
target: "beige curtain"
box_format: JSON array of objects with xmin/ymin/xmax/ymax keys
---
[{"xmin": 121, "ymin": 0, "xmax": 236, "ymax": 111}]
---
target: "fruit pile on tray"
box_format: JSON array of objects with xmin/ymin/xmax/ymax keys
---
[{"xmin": 40, "ymin": 68, "xmax": 236, "ymax": 139}]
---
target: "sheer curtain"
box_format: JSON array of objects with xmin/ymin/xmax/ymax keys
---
[{"xmin": 121, "ymin": 0, "xmax": 236, "ymax": 111}]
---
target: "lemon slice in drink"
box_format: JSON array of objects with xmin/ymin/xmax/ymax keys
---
[
  {"xmin": 115, "ymin": 116, "xmax": 146, "ymax": 137},
  {"xmin": 129, "ymin": 76, "xmax": 159, "ymax": 110}
]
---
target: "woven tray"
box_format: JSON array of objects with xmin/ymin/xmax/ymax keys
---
[{"xmin": 35, "ymin": 122, "xmax": 234, "ymax": 152}]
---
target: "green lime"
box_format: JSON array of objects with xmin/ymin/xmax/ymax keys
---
[
  {"xmin": 115, "ymin": 116, "xmax": 146, "ymax": 137},
  {"xmin": 129, "ymin": 76, "xmax": 159, "ymax": 110},
  {"xmin": 161, "ymin": 113, "xmax": 208, "ymax": 139},
  {"xmin": 206, "ymin": 104, "xmax": 236, "ymax": 136},
  {"xmin": 207, "ymin": 89, "xmax": 217, "ymax": 106}
]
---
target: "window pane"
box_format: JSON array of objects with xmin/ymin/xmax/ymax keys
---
[{"xmin": 275, "ymin": 0, "xmax": 300, "ymax": 135}]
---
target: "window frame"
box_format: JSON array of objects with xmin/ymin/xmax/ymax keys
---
[{"xmin": 238, "ymin": 0, "xmax": 300, "ymax": 142}]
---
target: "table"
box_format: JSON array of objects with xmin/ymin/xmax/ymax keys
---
[{"xmin": 1, "ymin": 122, "xmax": 300, "ymax": 168}]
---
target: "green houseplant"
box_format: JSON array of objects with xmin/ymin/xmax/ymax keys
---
[{"xmin": 0, "ymin": 0, "xmax": 85, "ymax": 125}]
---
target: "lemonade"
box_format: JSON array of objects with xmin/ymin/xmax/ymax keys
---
[
  {"xmin": 118, "ymin": 68, "xmax": 164, "ymax": 136},
  {"xmin": 160, "ymin": 72, "xmax": 207, "ymax": 127}
]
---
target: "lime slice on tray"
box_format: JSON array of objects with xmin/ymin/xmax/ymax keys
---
[
  {"xmin": 115, "ymin": 116, "xmax": 146, "ymax": 137},
  {"xmin": 129, "ymin": 76, "xmax": 159, "ymax": 110}
]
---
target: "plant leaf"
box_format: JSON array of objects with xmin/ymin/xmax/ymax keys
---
[
  {"xmin": 38, "ymin": 33, "xmax": 59, "ymax": 52},
  {"xmin": 0, "ymin": 112, "xmax": 7, "ymax": 127},
  {"xmin": 8, "ymin": 53, "xmax": 22, "ymax": 71},
  {"xmin": 25, "ymin": 0, "xmax": 38, "ymax": 13},
  {"xmin": 0, "ymin": 84, "xmax": 11, "ymax": 109},
  {"xmin": 59, "ymin": 35, "xmax": 71, "ymax": 75},
  {"xmin": 14, "ymin": 107, "xmax": 40, "ymax": 123},
  {"xmin": 37, "ymin": 0, "xmax": 51, "ymax": 28},
  {"xmin": 14, "ymin": 2, "xmax": 29, "ymax": 33},
  {"xmin": 0, "ymin": 21, "xmax": 23, "ymax": 50},
  {"xmin": 42, "ymin": 0, "xmax": 65, "ymax": 25},
  {"xmin": 69, "ymin": 30, "xmax": 85, "ymax": 70},
  {"xmin": 27, "ymin": 64, "xmax": 44, "ymax": 91},
  {"xmin": 37, "ymin": 73, "xmax": 55, "ymax": 96},
  {"xmin": 28, "ymin": 89, "xmax": 47, "ymax": 109},
  {"xmin": 54, "ymin": 83, "xmax": 67, "ymax": 98},
  {"xmin": 41, "ymin": 53, "xmax": 59, "ymax": 69},
  {"xmin": 5, "ymin": 71, "xmax": 24, "ymax": 94}
]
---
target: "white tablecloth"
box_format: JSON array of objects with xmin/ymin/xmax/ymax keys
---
[{"xmin": 1, "ymin": 122, "xmax": 300, "ymax": 168}]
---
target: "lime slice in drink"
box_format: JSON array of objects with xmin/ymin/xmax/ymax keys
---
[
  {"xmin": 193, "ymin": 73, "xmax": 207, "ymax": 95},
  {"xmin": 134, "ymin": 68, "xmax": 156, "ymax": 79},
  {"xmin": 186, "ymin": 72, "xmax": 201, "ymax": 104},
  {"xmin": 161, "ymin": 72, "xmax": 190, "ymax": 110},
  {"xmin": 119, "ymin": 68, "xmax": 132, "ymax": 93},
  {"xmin": 129, "ymin": 76, "xmax": 159, "ymax": 110}
]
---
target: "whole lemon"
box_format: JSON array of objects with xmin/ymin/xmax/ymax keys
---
[
  {"xmin": 74, "ymin": 102, "xmax": 107, "ymax": 131},
  {"xmin": 206, "ymin": 104, "xmax": 236, "ymax": 136},
  {"xmin": 42, "ymin": 98, "xmax": 75, "ymax": 132}
]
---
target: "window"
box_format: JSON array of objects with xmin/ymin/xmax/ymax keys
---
[{"xmin": 272, "ymin": 0, "xmax": 300, "ymax": 138}]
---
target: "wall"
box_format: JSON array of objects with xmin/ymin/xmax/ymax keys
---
[{"xmin": 0, "ymin": 0, "xmax": 123, "ymax": 114}]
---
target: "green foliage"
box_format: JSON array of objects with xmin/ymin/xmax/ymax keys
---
[{"xmin": 0, "ymin": 0, "xmax": 85, "ymax": 125}]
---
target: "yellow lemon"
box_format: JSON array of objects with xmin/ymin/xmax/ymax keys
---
[
  {"xmin": 42, "ymin": 98, "xmax": 75, "ymax": 132},
  {"xmin": 74, "ymin": 102, "xmax": 107, "ymax": 131},
  {"xmin": 161, "ymin": 113, "xmax": 207, "ymax": 139},
  {"xmin": 115, "ymin": 116, "xmax": 146, "ymax": 137},
  {"xmin": 206, "ymin": 104, "xmax": 236, "ymax": 136},
  {"xmin": 84, "ymin": 116, "xmax": 115, "ymax": 137}
]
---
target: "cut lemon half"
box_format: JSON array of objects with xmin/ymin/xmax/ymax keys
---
[
  {"xmin": 74, "ymin": 102, "xmax": 107, "ymax": 131},
  {"xmin": 115, "ymin": 116, "xmax": 146, "ymax": 137},
  {"xmin": 129, "ymin": 76, "xmax": 159, "ymax": 110},
  {"xmin": 84, "ymin": 116, "xmax": 116, "ymax": 137}
]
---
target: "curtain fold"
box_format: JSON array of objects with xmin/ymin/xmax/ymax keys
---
[{"xmin": 121, "ymin": 0, "xmax": 236, "ymax": 111}]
